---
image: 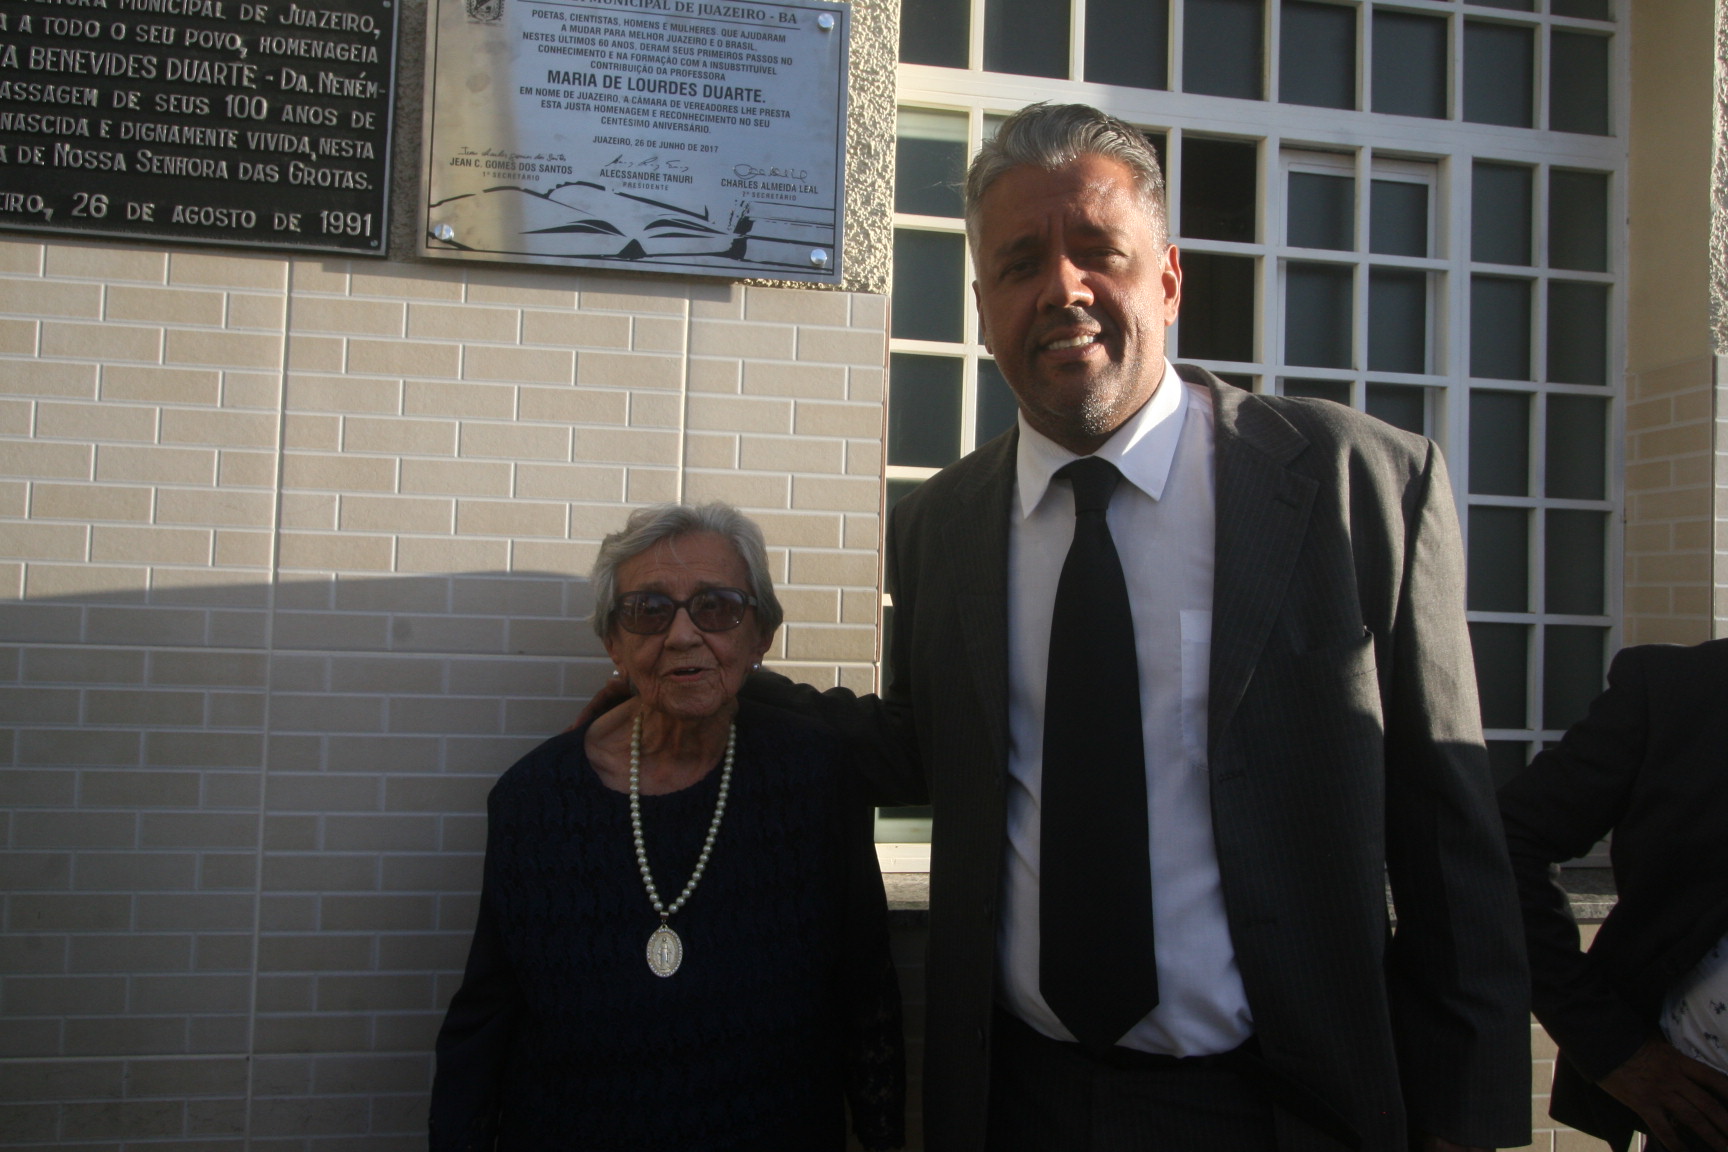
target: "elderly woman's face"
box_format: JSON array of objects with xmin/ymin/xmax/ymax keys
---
[{"xmin": 604, "ymin": 531, "xmax": 773, "ymax": 724}]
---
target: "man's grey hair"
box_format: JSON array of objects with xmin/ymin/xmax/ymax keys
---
[
  {"xmin": 963, "ymin": 102, "xmax": 1169, "ymax": 254},
  {"xmin": 589, "ymin": 502, "xmax": 784, "ymax": 641}
]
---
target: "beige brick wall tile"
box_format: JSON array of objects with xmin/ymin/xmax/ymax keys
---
[
  {"xmin": 286, "ymin": 258, "xmax": 349, "ymax": 294},
  {"xmin": 410, "ymin": 302, "xmax": 519, "ymax": 343},
  {"xmin": 277, "ymin": 532, "xmax": 394, "ymax": 572},
  {"xmin": 579, "ymin": 280, "xmax": 688, "ymax": 314},
  {"xmin": 690, "ymin": 318, "xmax": 795, "ymax": 359},
  {"xmin": 778, "ymin": 586, "xmax": 840, "ymax": 621},
  {"xmin": 798, "ymin": 325, "xmax": 887, "ymax": 366},
  {"xmin": 90, "ymin": 525, "xmax": 212, "ymax": 564},
  {"xmin": 788, "ymin": 549, "xmax": 877, "ymax": 586},
  {"xmin": 784, "ymin": 623, "xmax": 877, "ymax": 661},
  {"xmin": 753, "ymin": 510, "xmax": 843, "ymax": 548},
  {"xmin": 465, "ymin": 271, "xmax": 577, "ymax": 308},
  {"xmin": 456, "ymin": 499, "xmax": 566, "ymax": 538},
  {"xmin": 841, "ymin": 513, "xmax": 879, "ymax": 549},
  {"xmin": 46, "ymin": 245, "xmax": 167, "ymax": 283},
  {"xmin": 164, "ymin": 329, "xmax": 283, "ymax": 370},
  {"xmin": 339, "ymin": 495, "xmax": 454, "ymax": 533},
  {"xmin": 92, "ymin": 445, "xmax": 208, "ymax": 485},
  {"xmin": 0, "ymin": 277, "xmax": 102, "ymax": 319},
  {"xmin": 688, "ymin": 356, "xmax": 740, "ymax": 393},
  {"xmin": 743, "ymin": 360, "xmax": 847, "ymax": 399},
  {"xmin": 520, "ymin": 309, "xmax": 631, "ymax": 348},
  {"xmin": 218, "ymin": 449, "xmax": 278, "ymax": 488},
  {"xmin": 577, "ymin": 350, "xmax": 683, "ymax": 391},
  {"xmin": 403, "ymin": 379, "xmax": 514, "ymax": 420},
  {"xmin": 745, "ymin": 286, "xmax": 851, "ymax": 326},
  {"xmin": 155, "ymin": 489, "xmax": 276, "ymax": 528},
  {"xmin": 400, "ymin": 458, "xmax": 512, "ymax": 497},
  {"xmin": 795, "ymin": 400, "xmax": 882, "ymax": 437},
  {"xmin": 0, "ymin": 398, "xmax": 27, "ymax": 435},
  {"xmin": 570, "ymin": 427, "xmax": 678, "ymax": 465},
  {"xmin": 631, "ymin": 315, "xmax": 685, "ymax": 352},
  {"xmin": 688, "ymin": 285, "xmax": 744, "ymax": 319},
  {"xmin": 628, "ymin": 392, "xmax": 681, "ymax": 428},
  {"xmin": 30, "ymin": 483, "xmax": 152, "ymax": 522},
  {"xmin": 0, "ymin": 239, "xmax": 44, "ymax": 274},
  {"xmin": 395, "ymin": 536, "xmax": 509, "ymax": 573},
  {"xmin": 351, "ymin": 266, "xmax": 466, "ymax": 301},
  {"xmin": 41, "ymin": 320, "xmax": 162, "ymax": 362},
  {"xmin": 513, "ymin": 463, "xmax": 624, "ymax": 501},
  {"xmin": 171, "ymin": 252, "xmax": 288, "ymax": 291},
  {"xmin": 688, "ymin": 394, "xmax": 792, "ymax": 433},
  {"xmin": 683, "ymin": 470, "xmax": 790, "ymax": 507},
  {"xmin": 684, "ymin": 432, "xmax": 737, "ymax": 469},
  {"xmin": 511, "ymin": 539, "xmax": 597, "ymax": 573},
  {"xmin": 0, "ymin": 316, "xmax": 36, "ymax": 354},
  {"xmin": 100, "ymin": 366, "xmax": 222, "ymax": 406},
  {"xmin": 288, "ymin": 334, "xmax": 345, "ymax": 373},
  {"xmin": 850, "ymin": 293, "xmax": 887, "ymax": 330},
  {"xmin": 740, "ymin": 435, "xmax": 845, "ymax": 473},
  {"xmin": 841, "ymin": 588, "xmax": 878, "ymax": 624},
  {"xmin": 848, "ymin": 440, "xmax": 883, "ymax": 475},
  {"xmin": 25, "ymin": 564, "xmax": 148, "ymax": 597},
  {"xmin": 228, "ymin": 292, "xmax": 287, "ymax": 330},
  {"xmin": 343, "ymin": 416, "xmax": 457, "ymax": 456},
  {"xmin": 626, "ymin": 467, "xmax": 679, "ymax": 503},
  {"xmin": 459, "ymin": 422, "xmax": 570, "ymax": 461},
  {"xmin": 3, "ymin": 440, "xmax": 96, "ymax": 481},
  {"xmin": 0, "ymin": 478, "xmax": 24, "ymax": 516},
  {"xmin": 0, "ymin": 359, "xmax": 98, "ymax": 398},
  {"xmin": 105, "ymin": 286, "xmax": 225, "ymax": 327},
  {"xmin": 347, "ymin": 339, "xmax": 461, "ymax": 379},
  {"xmin": 280, "ymin": 491, "xmax": 337, "ymax": 529},
  {"xmin": 290, "ymin": 295, "xmax": 406, "ymax": 337},
  {"xmin": 516, "ymin": 385, "xmax": 629, "ymax": 425},
  {"xmin": 280, "ymin": 453, "xmax": 395, "ymax": 493},
  {"xmin": 161, "ymin": 409, "xmax": 279, "ymax": 449},
  {"xmin": 220, "ymin": 371, "xmax": 277, "ymax": 411},
  {"xmin": 462, "ymin": 344, "xmax": 574, "ymax": 385},
  {"xmin": 0, "ymin": 521, "xmax": 88, "ymax": 559},
  {"xmin": 850, "ymin": 365, "xmax": 884, "ymax": 403},
  {"xmin": 37, "ymin": 401, "xmax": 158, "ymax": 442},
  {"xmin": 287, "ymin": 374, "xmax": 401, "ymax": 415}
]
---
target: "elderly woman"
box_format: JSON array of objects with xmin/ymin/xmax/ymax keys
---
[{"xmin": 429, "ymin": 501, "xmax": 904, "ymax": 1152}]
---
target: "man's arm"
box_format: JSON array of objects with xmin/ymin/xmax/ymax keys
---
[{"xmin": 1381, "ymin": 439, "xmax": 1531, "ymax": 1149}]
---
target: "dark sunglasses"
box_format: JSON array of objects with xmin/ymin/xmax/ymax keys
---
[{"xmin": 613, "ymin": 587, "xmax": 758, "ymax": 635}]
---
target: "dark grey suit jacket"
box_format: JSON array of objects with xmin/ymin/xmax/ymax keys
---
[
  {"xmin": 772, "ymin": 367, "xmax": 1531, "ymax": 1150},
  {"xmin": 1500, "ymin": 639, "xmax": 1728, "ymax": 1152}
]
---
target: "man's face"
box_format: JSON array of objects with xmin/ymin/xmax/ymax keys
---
[{"xmin": 971, "ymin": 154, "xmax": 1182, "ymax": 455}]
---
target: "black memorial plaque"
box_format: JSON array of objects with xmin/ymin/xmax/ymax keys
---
[{"xmin": 0, "ymin": 0, "xmax": 396, "ymax": 254}]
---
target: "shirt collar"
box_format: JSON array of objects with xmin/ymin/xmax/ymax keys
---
[{"xmin": 1015, "ymin": 359, "xmax": 1188, "ymax": 521}]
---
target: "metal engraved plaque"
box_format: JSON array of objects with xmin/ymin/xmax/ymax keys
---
[
  {"xmin": 422, "ymin": 0, "xmax": 848, "ymax": 282},
  {"xmin": 0, "ymin": 0, "xmax": 396, "ymax": 254}
]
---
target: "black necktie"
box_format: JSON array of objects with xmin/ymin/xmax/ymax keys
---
[{"xmin": 1039, "ymin": 456, "xmax": 1158, "ymax": 1050}]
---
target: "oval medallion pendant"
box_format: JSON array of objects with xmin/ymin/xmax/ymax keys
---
[{"xmin": 646, "ymin": 924, "xmax": 683, "ymax": 977}]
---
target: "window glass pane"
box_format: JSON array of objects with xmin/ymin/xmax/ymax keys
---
[
  {"xmin": 886, "ymin": 478, "xmax": 923, "ymax": 510},
  {"xmin": 1469, "ymin": 390, "xmax": 1530, "ymax": 496},
  {"xmin": 888, "ymin": 354, "xmax": 964, "ymax": 467},
  {"xmin": 1280, "ymin": 378, "xmax": 1350, "ymax": 404},
  {"xmin": 1546, "ymin": 509, "xmax": 1606, "ymax": 616},
  {"xmin": 1366, "ymin": 383, "xmax": 1427, "ymax": 434},
  {"xmin": 1368, "ymin": 268, "xmax": 1427, "ymax": 373},
  {"xmin": 1549, "ymin": 170, "xmax": 1609, "ymax": 272},
  {"xmin": 1544, "ymin": 625, "xmax": 1606, "ymax": 730},
  {"xmin": 1213, "ymin": 371, "xmax": 1257, "ymax": 390},
  {"xmin": 1468, "ymin": 505, "xmax": 1529, "ymax": 612},
  {"xmin": 1547, "ymin": 281, "xmax": 1609, "ymax": 385},
  {"xmin": 900, "ymin": 0, "xmax": 969, "ymax": 67},
  {"xmin": 1288, "ymin": 172, "xmax": 1354, "ymax": 250},
  {"xmin": 876, "ymin": 805, "xmax": 934, "ymax": 842},
  {"xmin": 1551, "ymin": 31, "xmax": 1610, "ymax": 135},
  {"xmin": 1487, "ymin": 740, "xmax": 1532, "ymax": 787},
  {"xmin": 976, "ymin": 359, "xmax": 1020, "ymax": 447},
  {"xmin": 1470, "ymin": 622, "xmax": 1529, "ymax": 730},
  {"xmin": 1471, "ymin": 0, "xmax": 1532, "ymax": 10},
  {"xmin": 1181, "ymin": 137, "xmax": 1257, "ymax": 242},
  {"xmin": 895, "ymin": 109, "xmax": 968, "ymax": 218},
  {"xmin": 985, "ymin": 0, "xmax": 1069, "ymax": 76},
  {"xmin": 1177, "ymin": 253, "xmax": 1257, "ymax": 361},
  {"xmin": 1464, "ymin": 21, "xmax": 1534, "ymax": 128},
  {"xmin": 1472, "ymin": 163, "xmax": 1533, "ymax": 265},
  {"xmin": 891, "ymin": 229, "xmax": 966, "ymax": 343},
  {"xmin": 1551, "ymin": 0, "xmax": 1610, "ymax": 20},
  {"xmin": 1545, "ymin": 395, "xmax": 1607, "ymax": 499},
  {"xmin": 1087, "ymin": 0, "xmax": 1169, "ymax": 89},
  {"xmin": 1285, "ymin": 262, "xmax": 1353, "ymax": 369},
  {"xmin": 1280, "ymin": 0, "xmax": 1354, "ymax": 109},
  {"xmin": 1371, "ymin": 180, "xmax": 1428, "ymax": 257},
  {"xmin": 1471, "ymin": 276, "xmax": 1532, "ymax": 380},
  {"xmin": 1184, "ymin": 0, "xmax": 1264, "ymax": 100},
  {"xmin": 1371, "ymin": 11, "xmax": 1446, "ymax": 119}
]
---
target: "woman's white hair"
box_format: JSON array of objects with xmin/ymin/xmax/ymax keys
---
[{"xmin": 589, "ymin": 502, "xmax": 784, "ymax": 640}]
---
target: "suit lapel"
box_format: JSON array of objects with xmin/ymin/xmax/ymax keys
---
[{"xmin": 1200, "ymin": 374, "xmax": 1318, "ymax": 766}]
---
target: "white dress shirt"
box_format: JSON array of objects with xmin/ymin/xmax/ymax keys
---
[
  {"xmin": 997, "ymin": 360, "xmax": 1254, "ymax": 1056},
  {"xmin": 1663, "ymin": 931, "xmax": 1728, "ymax": 1076}
]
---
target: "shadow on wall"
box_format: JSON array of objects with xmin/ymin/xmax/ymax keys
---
[{"xmin": 0, "ymin": 570, "xmax": 610, "ymax": 1149}]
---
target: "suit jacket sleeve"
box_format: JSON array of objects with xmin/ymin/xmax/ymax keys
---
[
  {"xmin": 1381, "ymin": 439, "xmax": 1533, "ymax": 1145},
  {"xmin": 1498, "ymin": 646, "xmax": 1655, "ymax": 1082}
]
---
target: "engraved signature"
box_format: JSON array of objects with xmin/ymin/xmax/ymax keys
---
[
  {"xmin": 732, "ymin": 163, "xmax": 808, "ymax": 180},
  {"xmin": 606, "ymin": 153, "xmax": 689, "ymax": 173}
]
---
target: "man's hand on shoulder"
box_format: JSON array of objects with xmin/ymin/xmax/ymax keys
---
[
  {"xmin": 566, "ymin": 673, "xmax": 631, "ymax": 732},
  {"xmin": 1598, "ymin": 1037, "xmax": 1728, "ymax": 1151}
]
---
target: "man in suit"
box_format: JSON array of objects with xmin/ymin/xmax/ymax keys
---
[
  {"xmin": 757, "ymin": 101, "xmax": 1530, "ymax": 1151},
  {"xmin": 1500, "ymin": 639, "xmax": 1728, "ymax": 1152}
]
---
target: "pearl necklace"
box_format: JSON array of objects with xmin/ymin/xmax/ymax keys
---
[{"xmin": 629, "ymin": 712, "xmax": 735, "ymax": 978}]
